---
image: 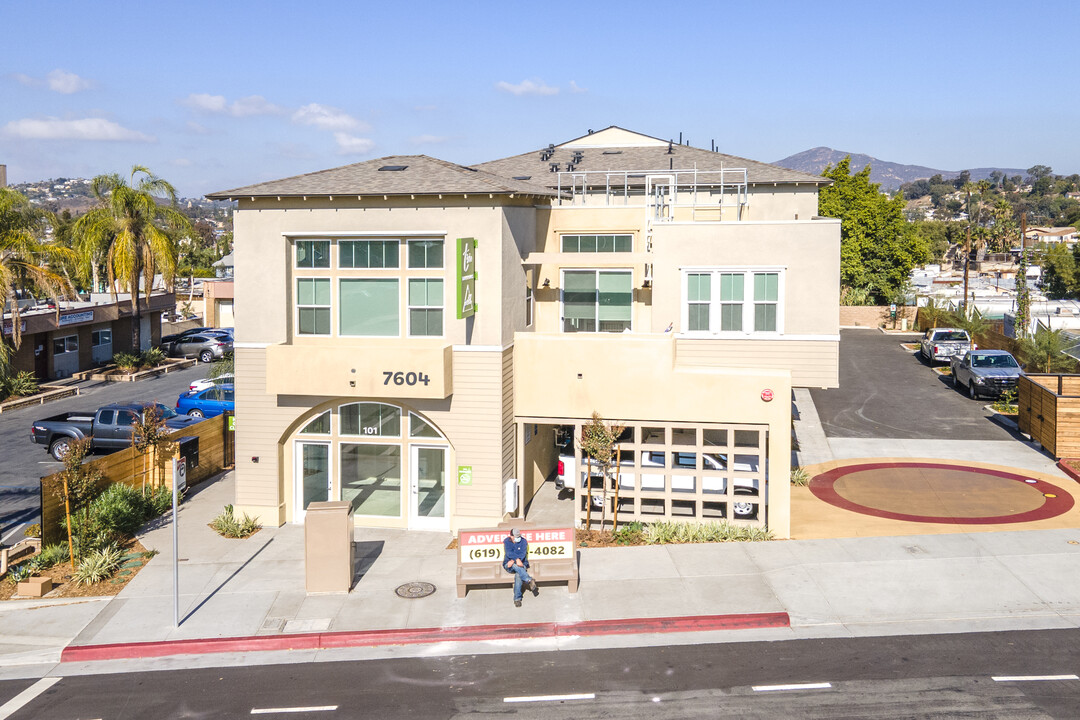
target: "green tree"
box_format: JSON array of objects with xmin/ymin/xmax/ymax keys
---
[
  {"xmin": 0, "ymin": 188, "xmax": 75, "ymax": 350},
  {"xmin": 819, "ymin": 158, "xmax": 928, "ymax": 303},
  {"xmin": 73, "ymin": 167, "xmax": 190, "ymax": 351},
  {"xmin": 1040, "ymin": 243, "xmax": 1077, "ymax": 299},
  {"xmin": 1018, "ymin": 327, "xmax": 1077, "ymax": 373}
]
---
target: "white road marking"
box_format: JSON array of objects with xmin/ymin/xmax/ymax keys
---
[
  {"xmin": 0, "ymin": 677, "xmax": 62, "ymax": 719},
  {"xmin": 752, "ymin": 682, "xmax": 833, "ymax": 692},
  {"xmin": 251, "ymin": 706, "xmax": 338, "ymax": 714},
  {"xmin": 1, "ymin": 523, "xmax": 27, "ymax": 544},
  {"xmin": 992, "ymin": 674, "xmax": 1079, "ymax": 682},
  {"xmin": 504, "ymin": 693, "xmax": 596, "ymax": 703}
]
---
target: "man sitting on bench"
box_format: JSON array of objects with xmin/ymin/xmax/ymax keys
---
[{"xmin": 503, "ymin": 528, "xmax": 538, "ymax": 608}]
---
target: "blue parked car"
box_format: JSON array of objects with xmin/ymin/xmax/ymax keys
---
[{"xmin": 175, "ymin": 384, "xmax": 235, "ymax": 419}]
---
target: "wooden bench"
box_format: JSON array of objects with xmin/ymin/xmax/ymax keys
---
[{"xmin": 456, "ymin": 525, "xmax": 578, "ymax": 598}]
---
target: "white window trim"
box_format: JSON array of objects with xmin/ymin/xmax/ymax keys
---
[
  {"xmin": 294, "ymin": 239, "xmax": 332, "ymax": 270},
  {"xmin": 559, "ymin": 267, "xmax": 634, "ymax": 334},
  {"xmin": 559, "ymin": 233, "xmax": 634, "ymax": 253},
  {"xmin": 339, "ymin": 277, "xmax": 404, "ymax": 338},
  {"xmin": 406, "ymin": 277, "xmax": 445, "ymax": 338},
  {"xmin": 54, "ymin": 334, "xmax": 78, "ymax": 354},
  {"xmin": 91, "ymin": 330, "xmax": 112, "ymax": 347},
  {"xmin": 679, "ymin": 267, "xmax": 785, "ymax": 337},
  {"xmin": 406, "ymin": 238, "xmax": 446, "ymax": 270},
  {"xmin": 525, "ymin": 284, "xmax": 534, "ymax": 328},
  {"xmin": 295, "ymin": 277, "xmax": 332, "ymax": 337}
]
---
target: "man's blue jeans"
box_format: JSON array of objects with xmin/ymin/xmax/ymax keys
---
[{"xmin": 507, "ymin": 563, "xmax": 533, "ymax": 601}]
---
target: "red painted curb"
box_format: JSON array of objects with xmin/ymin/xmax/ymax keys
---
[
  {"xmin": 60, "ymin": 612, "xmax": 790, "ymax": 663},
  {"xmin": 1057, "ymin": 459, "xmax": 1080, "ymax": 485}
]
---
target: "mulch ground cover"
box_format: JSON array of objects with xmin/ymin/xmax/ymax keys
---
[{"xmin": 0, "ymin": 538, "xmax": 151, "ymax": 601}]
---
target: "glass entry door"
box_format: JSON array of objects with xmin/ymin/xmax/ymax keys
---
[
  {"xmin": 296, "ymin": 442, "xmax": 331, "ymax": 522},
  {"xmin": 410, "ymin": 446, "xmax": 447, "ymax": 530}
]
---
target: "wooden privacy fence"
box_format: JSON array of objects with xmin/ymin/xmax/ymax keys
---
[
  {"xmin": 39, "ymin": 412, "xmax": 235, "ymax": 546},
  {"xmin": 1017, "ymin": 375, "xmax": 1080, "ymax": 458}
]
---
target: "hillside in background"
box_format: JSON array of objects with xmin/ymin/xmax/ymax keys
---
[{"xmin": 773, "ymin": 147, "xmax": 1027, "ymax": 191}]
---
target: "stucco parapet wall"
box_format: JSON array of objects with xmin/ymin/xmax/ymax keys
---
[
  {"xmin": 513, "ymin": 332, "xmax": 791, "ymax": 424},
  {"xmin": 265, "ymin": 340, "xmax": 452, "ymax": 398}
]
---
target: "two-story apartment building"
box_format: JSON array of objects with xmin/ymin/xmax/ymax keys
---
[{"xmin": 207, "ymin": 127, "xmax": 840, "ymax": 539}]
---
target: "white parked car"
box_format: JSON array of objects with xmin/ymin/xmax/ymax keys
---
[{"xmin": 189, "ymin": 373, "xmax": 235, "ymax": 393}]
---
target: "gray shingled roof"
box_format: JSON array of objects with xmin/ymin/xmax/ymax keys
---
[
  {"xmin": 473, "ymin": 132, "xmax": 829, "ymax": 187},
  {"xmin": 206, "ymin": 155, "xmax": 560, "ymax": 199}
]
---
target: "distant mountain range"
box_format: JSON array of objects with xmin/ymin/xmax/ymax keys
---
[{"xmin": 773, "ymin": 147, "xmax": 1028, "ymax": 191}]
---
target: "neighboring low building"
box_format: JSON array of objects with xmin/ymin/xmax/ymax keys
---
[
  {"xmin": 1025, "ymin": 226, "xmax": 1078, "ymax": 246},
  {"xmin": 203, "ymin": 279, "xmax": 234, "ymax": 328},
  {"xmin": 2, "ymin": 292, "xmax": 174, "ymax": 379},
  {"xmin": 207, "ymin": 126, "xmax": 841, "ymax": 539}
]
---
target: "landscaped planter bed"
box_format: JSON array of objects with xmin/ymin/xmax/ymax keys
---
[
  {"xmin": 0, "ymin": 384, "xmax": 80, "ymax": 414},
  {"xmin": 0, "ymin": 538, "xmax": 152, "ymax": 601},
  {"xmin": 78, "ymin": 357, "xmax": 196, "ymax": 382}
]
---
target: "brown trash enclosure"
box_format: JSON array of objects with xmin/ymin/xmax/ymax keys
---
[
  {"xmin": 39, "ymin": 413, "xmax": 235, "ymax": 545},
  {"xmin": 1018, "ymin": 375, "xmax": 1080, "ymax": 458}
]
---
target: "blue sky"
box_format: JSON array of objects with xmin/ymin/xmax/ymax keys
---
[{"xmin": 2, "ymin": 0, "xmax": 1077, "ymax": 197}]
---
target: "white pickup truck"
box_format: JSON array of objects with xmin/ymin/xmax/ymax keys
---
[
  {"xmin": 920, "ymin": 327, "xmax": 973, "ymax": 364},
  {"xmin": 556, "ymin": 445, "xmax": 761, "ymax": 518}
]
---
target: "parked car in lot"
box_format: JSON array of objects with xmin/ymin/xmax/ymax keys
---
[
  {"xmin": 920, "ymin": 327, "xmax": 973, "ymax": 364},
  {"xmin": 165, "ymin": 333, "xmax": 233, "ymax": 363},
  {"xmin": 175, "ymin": 384, "xmax": 235, "ymax": 419},
  {"xmin": 31, "ymin": 403, "xmax": 200, "ymax": 460},
  {"xmin": 556, "ymin": 444, "xmax": 761, "ymax": 518},
  {"xmin": 950, "ymin": 349, "xmax": 1024, "ymax": 399},
  {"xmin": 189, "ymin": 373, "xmax": 235, "ymax": 392}
]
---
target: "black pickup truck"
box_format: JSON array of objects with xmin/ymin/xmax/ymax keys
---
[{"xmin": 31, "ymin": 403, "xmax": 200, "ymax": 461}]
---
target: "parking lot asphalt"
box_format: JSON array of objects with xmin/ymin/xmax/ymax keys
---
[
  {"xmin": 0, "ymin": 364, "xmax": 211, "ymax": 542},
  {"xmin": 809, "ymin": 329, "xmax": 1016, "ymax": 441}
]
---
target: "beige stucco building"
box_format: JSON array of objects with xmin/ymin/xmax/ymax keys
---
[{"xmin": 207, "ymin": 127, "xmax": 840, "ymax": 539}]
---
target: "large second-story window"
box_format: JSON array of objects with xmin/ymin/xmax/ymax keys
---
[
  {"xmin": 340, "ymin": 278, "xmax": 399, "ymax": 336},
  {"xmin": 562, "ymin": 270, "xmax": 632, "ymax": 333},
  {"xmin": 297, "ymin": 278, "xmax": 331, "ymax": 335},
  {"xmin": 681, "ymin": 269, "xmax": 783, "ymax": 335}
]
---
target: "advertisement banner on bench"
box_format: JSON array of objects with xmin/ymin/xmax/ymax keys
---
[{"xmin": 458, "ymin": 527, "xmax": 573, "ymax": 563}]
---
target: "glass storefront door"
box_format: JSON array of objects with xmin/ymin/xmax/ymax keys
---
[
  {"xmin": 410, "ymin": 445, "xmax": 446, "ymax": 530},
  {"xmin": 295, "ymin": 442, "xmax": 330, "ymax": 521}
]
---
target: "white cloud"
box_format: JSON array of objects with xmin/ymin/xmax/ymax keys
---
[
  {"xmin": 495, "ymin": 79, "xmax": 559, "ymax": 96},
  {"xmin": 230, "ymin": 95, "xmax": 284, "ymax": 117},
  {"xmin": 11, "ymin": 73, "xmax": 38, "ymax": 87},
  {"xmin": 2, "ymin": 117, "xmax": 154, "ymax": 142},
  {"xmin": 185, "ymin": 120, "xmax": 212, "ymax": 135},
  {"xmin": 172, "ymin": 158, "xmax": 193, "ymax": 167},
  {"xmin": 334, "ymin": 132, "xmax": 375, "ymax": 155},
  {"xmin": 293, "ymin": 103, "xmax": 364, "ymax": 131},
  {"xmin": 47, "ymin": 69, "xmax": 93, "ymax": 94},
  {"xmin": 410, "ymin": 134, "xmax": 447, "ymax": 145},
  {"xmin": 182, "ymin": 93, "xmax": 284, "ymax": 117},
  {"xmin": 569, "ymin": 80, "xmax": 586, "ymax": 94}
]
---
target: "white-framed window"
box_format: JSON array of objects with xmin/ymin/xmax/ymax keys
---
[
  {"xmin": 339, "ymin": 240, "xmax": 399, "ymax": 269},
  {"xmin": 53, "ymin": 334, "xmax": 78, "ymax": 355},
  {"xmin": 407, "ymin": 239, "xmax": 444, "ymax": 269},
  {"xmin": 561, "ymin": 234, "xmax": 633, "ymax": 252},
  {"xmin": 91, "ymin": 329, "xmax": 112, "ymax": 347},
  {"xmin": 407, "ymin": 278, "xmax": 443, "ymax": 337},
  {"xmin": 296, "ymin": 240, "xmax": 330, "ymax": 269},
  {"xmin": 681, "ymin": 268, "xmax": 784, "ymax": 335},
  {"xmin": 296, "ymin": 278, "xmax": 331, "ymax": 335},
  {"xmin": 340, "ymin": 278, "xmax": 400, "ymax": 336},
  {"xmin": 561, "ymin": 269, "xmax": 633, "ymax": 333}
]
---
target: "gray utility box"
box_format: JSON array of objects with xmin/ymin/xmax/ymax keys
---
[{"xmin": 304, "ymin": 501, "xmax": 354, "ymax": 593}]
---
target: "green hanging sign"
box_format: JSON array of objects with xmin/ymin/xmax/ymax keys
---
[{"xmin": 456, "ymin": 237, "xmax": 476, "ymax": 319}]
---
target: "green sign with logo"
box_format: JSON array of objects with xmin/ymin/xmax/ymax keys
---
[
  {"xmin": 457, "ymin": 465, "xmax": 473, "ymax": 486},
  {"xmin": 456, "ymin": 237, "xmax": 476, "ymax": 319},
  {"xmin": 227, "ymin": 415, "xmax": 235, "ymax": 431}
]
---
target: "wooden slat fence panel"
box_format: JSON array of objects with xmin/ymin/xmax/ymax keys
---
[
  {"xmin": 39, "ymin": 414, "xmax": 235, "ymax": 546},
  {"xmin": 1017, "ymin": 375, "xmax": 1080, "ymax": 459}
]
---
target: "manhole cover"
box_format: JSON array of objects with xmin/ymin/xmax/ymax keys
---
[{"xmin": 395, "ymin": 582, "xmax": 436, "ymax": 599}]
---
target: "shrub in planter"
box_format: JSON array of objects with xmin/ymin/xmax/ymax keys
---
[
  {"xmin": 139, "ymin": 347, "xmax": 166, "ymax": 368},
  {"xmin": 35, "ymin": 543, "xmax": 70, "ymax": 569},
  {"xmin": 72, "ymin": 545, "xmax": 124, "ymax": 585},
  {"xmin": 2, "ymin": 371, "xmax": 39, "ymax": 399},
  {"xmin": 24, "ymin": 523, "xmax": 41, "ymax": 538},
  {"xmin": 790, "ymin": 467, "xmax": 812, "ymax": 486},
  {"xmin": 112, "ymin": 352, "xmax": 140, "ymax": 372},
  {"xmin": 210, "ymin": 505, "xmax": 260, "ymax": 538}
]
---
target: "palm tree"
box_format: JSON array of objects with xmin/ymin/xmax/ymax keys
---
[
  {"xmin": 1018, "ymin": 327, "xmax": 1077, "ymax": 374},
  {"xmin": 1, "ymin": 188, "xmax": 75, "ymax": 350},
  {"xmin": 73, "ymin": 167, "xmax": 190, "ymax": 351}
]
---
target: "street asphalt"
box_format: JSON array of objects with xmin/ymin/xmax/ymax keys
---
[
  {"xmin": 8, "ymin": 629, "xmax": 1080, "ymax": 718},
  {"xmin": 0, "ymin": 364, "xmax": 212, "ymax": 543},
  {"xmin": 810, "ymin": 328, "xmax": 1016, "ymax": 441}
]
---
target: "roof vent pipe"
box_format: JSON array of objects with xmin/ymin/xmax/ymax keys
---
[
  {"xmin": 679, "ymin": 132, "xmax": 682, "ymax": 145},
  {"xmin": 667, "ymin": 141, "xmax": 674, "ymax": 155}
]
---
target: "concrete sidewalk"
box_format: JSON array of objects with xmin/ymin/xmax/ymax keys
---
[{"xmin": 0, "ymin": 470, "xmax": 1069, "ymax": 676}]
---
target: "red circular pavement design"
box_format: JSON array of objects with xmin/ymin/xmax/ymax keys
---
[{"xmin": 809, "ymin": 462, "xmax": 1074, "ymax": 524}]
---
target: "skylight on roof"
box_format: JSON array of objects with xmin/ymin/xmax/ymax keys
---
[
  {"xmin": 602, "ymin": 150, "xmax": 623, "ymax": 155},
  {"xmin": 378, "ymin": 165, "xmax": 408, "ymax": 171},
  {"xmin": 513, "ymin": 176, "xmax": 532, "ymax": 180}
]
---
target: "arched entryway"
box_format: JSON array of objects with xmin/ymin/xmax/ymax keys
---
[{"xmin": 288, "ymin": 401, "xmax": 451, "ymax": 530}]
